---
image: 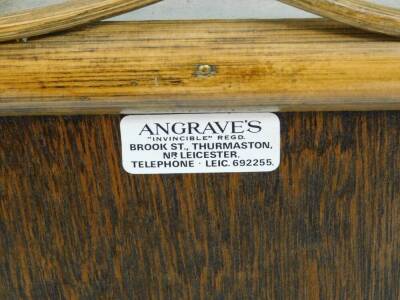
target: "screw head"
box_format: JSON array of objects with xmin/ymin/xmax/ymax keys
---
[{"xmin": 195, "ymin": 64, "xmax": 216, "ymax": 77}]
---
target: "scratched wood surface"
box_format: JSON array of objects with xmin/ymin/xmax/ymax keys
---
[
  {"xmin": 0, "ymin": 112, "xmax": 399, "ymax": 299},
  {"xmin": 1, "ymin": 19, "xmax": 400, "ymax": 116}
]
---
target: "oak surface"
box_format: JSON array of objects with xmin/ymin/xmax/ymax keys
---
[
  {"xmin": 1, "ymin": 19, "xmax": 400, "ymax": 116},
  {"xmin": 1, "ymin": 112, "xmax": 399, "ymax": 299}
]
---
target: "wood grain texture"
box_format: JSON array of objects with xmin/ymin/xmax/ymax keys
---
[
  {"xmin": 1, "ymin": 19, "xmax": 400, "ymax": 116},
  {"xmin": 0, "ymin": 112, "xmax": 399, "ymax": 299},
  {"xmin": 280, "ymin": 0, "xmax": 400, "ymax": 36},
  {"xmin": 0, "ymin": 0, "xmax": 160, "ymax": 42}
]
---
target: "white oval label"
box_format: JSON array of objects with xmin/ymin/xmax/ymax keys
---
[{"xmin": 120, "ymin": 113, "xmax": 280, "ymax": 174}]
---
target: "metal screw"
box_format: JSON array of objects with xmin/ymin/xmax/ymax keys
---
[{"xmin": 195, "ymin": 64, "xmax": 216, "ymax": 77}]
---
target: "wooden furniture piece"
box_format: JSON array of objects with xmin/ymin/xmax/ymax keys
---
[
  {"xmin": 1, "ymin": 112, "xmax": 399, "ymax": 299},
  {"xmin": 1, "ymin": 19, "xmax": 400, "ymax": 116},
  {"xmin": 0, "ymin": 14, "xmax": 399, "ymax": 300}
]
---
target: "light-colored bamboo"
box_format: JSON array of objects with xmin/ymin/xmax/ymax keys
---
[
  {"xmin": 1, "ymin": 0, "xmax": 400, "ymax": 42},
  {"xmin": 0, "ymin": 0, "xmax": 160, "ymax": 42},
  {"xmin": 281, "ymin": 0, "xmax": 400, "ymax": 36},
  {"xmin": 0, "ymin": 19, "xmax": 400, "ymax": 116}
]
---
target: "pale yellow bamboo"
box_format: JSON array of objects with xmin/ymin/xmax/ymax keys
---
[
  {"xmin": 1, "ymin": 19, "xmax": 400, "ymax": 116},
  {"xmin": 280, "ymin": 0, "xmax": 400, "ymax": 36},
  {"xmin": 0, "ymin": 0, "xmax": 161, "ymax": 42}
]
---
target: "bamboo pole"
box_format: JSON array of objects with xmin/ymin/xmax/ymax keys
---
[
  {"xmin": 0, "ymin": 19, "xmax": 400, "ymax": 116},
  {"xmin": 281, "ymin": 0, "xmax": 400, "ymax": 37},
  {"xmin": 0, "ymin": 0, "xmax": 400, "ymax": 42},
  {"xmin": 0, "ymin": 0, "xmax": 161, "ymax": 42}
]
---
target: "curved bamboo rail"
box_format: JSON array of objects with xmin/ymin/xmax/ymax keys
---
[
  {"xmin": 0, "ymin": 0, "xmax": 399, "ymax": 42},
  {"xmin": 280, "ymin": 0, "xmax": 400, "ymax": 36},
  {"xmin": 0, "ymin": 0, "xmax": 161, "ymax": 42}
]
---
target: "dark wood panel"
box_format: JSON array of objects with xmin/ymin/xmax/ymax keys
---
[{"xmin": 0, "ymin": 112, "xmax": 399, "ymax": 299}]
